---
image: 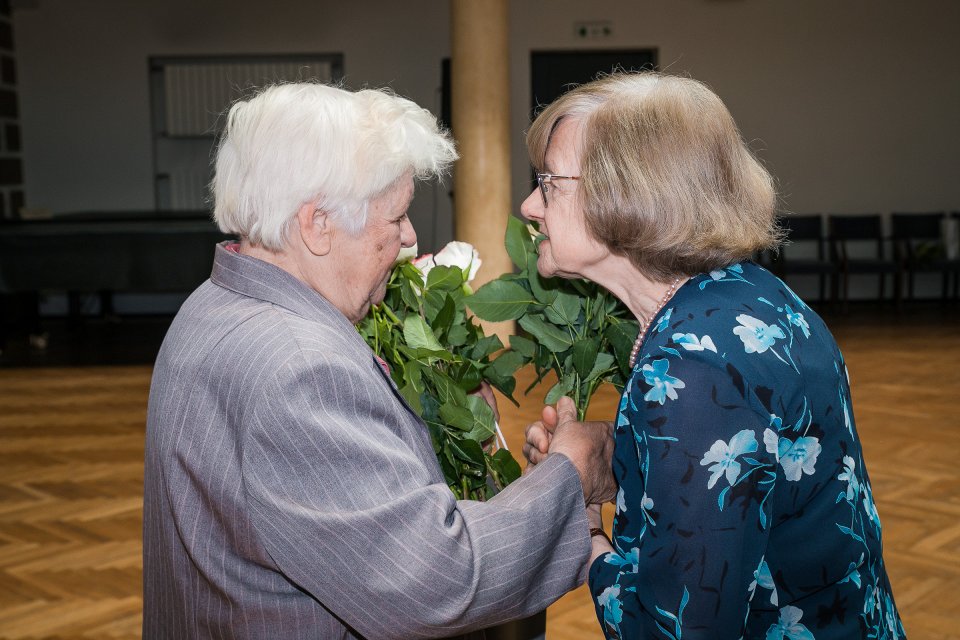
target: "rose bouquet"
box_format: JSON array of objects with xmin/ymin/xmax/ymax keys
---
[
  {"xmin": 359, "ymin": 220, "xmax": 636, "ymax": 499},
  {"xmin": 358, "ymin": 241, "xmax": 524, "ymax": 501},
  {"xmin": 466, "ymin": 217, "xmax": 639, "ymax": 421}
]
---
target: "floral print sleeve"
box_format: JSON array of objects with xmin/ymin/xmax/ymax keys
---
[
  {"xmin": 590, "ymin": 349, "xmax": 777, "ymax": 638},
  {"xmin": 588, "ymin": 262, "xmax": 905, "ymax": 640}
]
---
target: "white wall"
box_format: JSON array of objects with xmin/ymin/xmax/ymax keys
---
[
  {"xmin": 13, "ymin": 0, "xmax": 455, "ymax": 249},
  {"xmin": 14, "ymin": 0, "xmax": 960, "ymax": 287},
  {"xmin": 508, "ymin": 0, "xmax": 960, "ymax": 218}
]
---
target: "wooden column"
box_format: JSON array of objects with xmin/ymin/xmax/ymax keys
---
[{"xmin": 450, "ymin": 0, "xmax": 512, "ymax": 336}]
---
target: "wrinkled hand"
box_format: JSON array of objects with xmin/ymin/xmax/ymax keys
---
[{"xmin": 523, "ymin": 396, "xmax": 616, "ymax": 505}]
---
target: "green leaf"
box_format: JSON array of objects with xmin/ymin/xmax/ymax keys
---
[
  {"xmin": 399, "ymin": 383, "xmax": 423, "ymax": 413},
  {"xmin": 433, "ymin": 373, "xmax": 469, "ymax": 407},
  {"xmin": 403, "ymin": 359, "xmax": 425, "ymax": 392},
  {"xmin": 400, "ymin": 276, "xmax": 420, "ymax": 310},
  {"xmin": 454, "ymin": 306, "xmax": 469, "ymax": 330},
  {"xmin": 584, "ymin": 353, "xmax": 616, "ymax": 384},
  {"xmin": 447, "ymin": 324, "xmax": 469, "ymax": 347},
  {"xmin": 403, "ymin": 315, "xmax": 443, "ymax": 351},
  {"xmin": 431, "ymin": 294, "xmax": 456, "ymax": 338},
  {"xmin": 469, "ymin": 334, "xmax": 504, "ymax": 361},
  {"xmin": 388, "ymin": 361, "xmax": 406, "ymax": 388},
  {"xmin": 446, "ymin": 286, "xmax": 466, "ymax": 307},
  {"xmin": 438, "ymin": 396, "xmax": 495, "ymax": 443},
  {"xmin": 482, "ymin": 350, "xmax": 524, "ymax": 402},
  {"xmin": 440, "ymin": 402, "xmax": 475, "ymax": 431},
  {"xmin": 464, "ymin": 395, "xmax": 496, "ymax": 442},
  {"xmin": 525, "ymin": 251, "xmax": 558, "ymax": 305},
  {"xmin": 490, "ymin": 448, "xmax": 522, "ymax": 485},
  {"xmin": 518, "ymin": 315, "xmax": 574, "ymax": 352},
  {"xmin": 423, "ymin": 289, "xmax": 446, "ymax": 320},
  {"xmin": 397, "ymin": 345, "xmax": 455, "ymax": 363},
  {"xmin": 572, "ymin": 337, "xmax": 600, "ymax": 378},
  {"xmin": 505, "ymin": 215, "xmax": 534, "ymax": 270},
  {"xmin": 454, "ymin": 362, "xmax": 485, "ymax": 392},
  {"xmin": 533, "ymin": 343, "xmax": 556, "ymax": 370},
  {"xmin": 544, "ymin": 291, "xmax": 582, "ymax": 327},
  {"xmin": 438, "ymin": 449, "xmax": 458, "ymax": 484},
  {"xmin": 509, "ymin": 335, "xmax": 537, "ymax": 359},
  {"xmin": 420, "ymin": 393, "xmax": 442, "ymax": 424},
  {"xmin": 449, "ymin": 437, "xmax": 485, "ymax": 468},
  {"xmin": 544, "ymin": 372, "xmax": 575, "ymax": 405},
  {"xmin": 606, "ymin": 319, "xmax": 640, "ymax": 374},
  {"xmin": 524, "ymin": 355, "xmax": 554, "ymax": 395},
  {"xmin": 482, "ymin": 366, "xmax": 517, "ymax": 401},
  {"xmin": 356, "ymin": 316, "xmax": 374, "ymax": 340},
  {"xmin": 427, "ymin": 265, "xmax": 464, "ymax": 291},
  {"xmin": 605, "ymin": 294, "xmax": 622, "ymax": 315},
  {"xmin": 489, "ymin": 349, "xmax": 527, "ymax": 378},
  {"xmin": 399, "ymin": 261, "xmax": 426, "ymax": 287},
  {"xmin": 426, "ymin": 420, "xmax": 445, "ymax": 454},
  {"xmin": 468, "ymin": 280, "xmax": 536, "ymax": 322},
  {"xmin": 589, "ymin": 291, "xmax": 608, "ymax": 331},
  {"xmin": 569, "ymin": 278, "xmax": 593, "ymax": 297}
]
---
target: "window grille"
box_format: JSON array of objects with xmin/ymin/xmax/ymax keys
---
[{"xmin": 149, "ymin": 54, "xmax": 343, "ymax": 210}]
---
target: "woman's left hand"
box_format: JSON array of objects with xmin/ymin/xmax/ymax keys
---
[{"xmin": 586, "ymin": 503, "xmax": 613, "ymax": 565}]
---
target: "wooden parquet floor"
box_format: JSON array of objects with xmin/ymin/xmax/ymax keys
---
[
  {"xmin": 0, "ymin": 367, "xmax": 150, "ymax": 639},
  {"xmin": 0, "ymin": 313, "xmax": 958, "ymax": 638}
]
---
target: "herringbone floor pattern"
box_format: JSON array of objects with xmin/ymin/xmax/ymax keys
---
[
  {"xmin": 0, "ymin": 367, "xmax": 149, "ymax": 639},
  {"xmin": 0, "ymin": 315, "xmax": 957, "ymax": 638}
]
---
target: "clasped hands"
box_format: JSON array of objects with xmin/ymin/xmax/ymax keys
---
[
  {"xmin": 473, "ymin": 382, "xmax": 616, "ymax": 514},
  {"xmin": 522, "ymin": 396, "xmax": 616, "ymax": 506}
]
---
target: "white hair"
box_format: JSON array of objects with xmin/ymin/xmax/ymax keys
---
[{"xmin": 212, "ymin": 83, "xmax": 458, "ymax": 249}]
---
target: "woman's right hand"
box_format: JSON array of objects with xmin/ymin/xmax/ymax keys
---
[{"xmin": 523, "ymin": 397, "xmax": 617, "ymax": 505}]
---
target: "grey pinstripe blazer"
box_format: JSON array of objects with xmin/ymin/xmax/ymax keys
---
[{"xmin": 143, "ymin": 244, "xmax": 591, "ymax": 639}]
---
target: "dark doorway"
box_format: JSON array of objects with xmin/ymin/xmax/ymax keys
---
[{"xmin": 530, "ymin": 49, "xmax": 657, "ymax": 117}]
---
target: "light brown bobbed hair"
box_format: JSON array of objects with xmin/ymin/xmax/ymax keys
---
[{"xmin": 527, "ymin": 72, "xmax": 781, "ymax": 281}]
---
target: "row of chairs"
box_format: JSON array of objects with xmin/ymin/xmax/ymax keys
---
[{"xmin": 762, "ymin": 212, "xmax": 960, "ymax": 311}]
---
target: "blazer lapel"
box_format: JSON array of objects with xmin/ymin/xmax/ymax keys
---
[{"xmin": 209, "ymin": 242, "xmax": 441, "ymax": 479}]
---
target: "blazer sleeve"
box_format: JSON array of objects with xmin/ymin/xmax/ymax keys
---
[{"xmin": 241, "ymin": 348, "xmax": 591, "ymax": 639}]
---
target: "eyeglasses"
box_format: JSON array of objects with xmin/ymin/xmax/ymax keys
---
[{"xmin": 535, "ymin": 173, "xmax": 580, "ymax": 207}]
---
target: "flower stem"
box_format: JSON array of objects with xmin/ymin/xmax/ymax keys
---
[
  {"xmin": 577, "ymin": 395, "xmax": 590, "ymax": 422},
  {"xmin": 381, "ymin": 305, "xmax": 402, "ymax": 327}
]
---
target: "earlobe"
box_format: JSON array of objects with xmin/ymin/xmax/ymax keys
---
[{"xmin": 297, "ymin": 202, "xmax": 333, "ymax": 256}]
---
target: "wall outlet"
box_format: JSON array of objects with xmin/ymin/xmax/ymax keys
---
[{"xmin": 573, "ymin": 21, "xmax": 613, "ymax": 39}]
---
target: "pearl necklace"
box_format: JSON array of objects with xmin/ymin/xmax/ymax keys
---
[{"xmin": 628, "ymin": 278, "xmax": 682, "ymax": 369}]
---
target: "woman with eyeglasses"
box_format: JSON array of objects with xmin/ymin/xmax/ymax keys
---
[{"xmin": 521, "ymin": 73, "xmax": 903, "ymax": 639}]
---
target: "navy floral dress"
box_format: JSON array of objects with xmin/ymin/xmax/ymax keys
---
[{"xmin": 589, "ymin": 262, "xmax": 904, "ymax": 640}]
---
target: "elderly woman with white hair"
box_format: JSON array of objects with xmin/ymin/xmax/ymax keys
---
[
  {"xmin": 143, "ymin": 83, "xmax": 616, "ymax": 639},
  {"xmin": 522, "ymin": 73, "xmax": 904, "ymax": 639}
]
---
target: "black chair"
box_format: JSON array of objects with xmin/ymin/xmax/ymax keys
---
[
  {"xmin": 828, "ymin": 214, "xmax": 899, "ymax": 312},
  {"xmin": 767, "ymin": 214, "xmax": 836, "ymax": 305},
  {"xmin": 891, "ymin": 212, "xmax": 960, "ymax": 303},
  {"xmin": 951, "ymin": 213, "xmax": 960, "ymax": 299}
]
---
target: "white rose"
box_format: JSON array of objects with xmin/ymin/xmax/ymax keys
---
[
  {"xmin": 396, "ymin": 243, "xmax": 419, "ymax": 264},
  {"xmin": 433, "ymin": 241, "xmax": 482, "ymax": 283},
  {"xmin": 412, "ymin": 252, "xmax": 435, "ymax": 279}
]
